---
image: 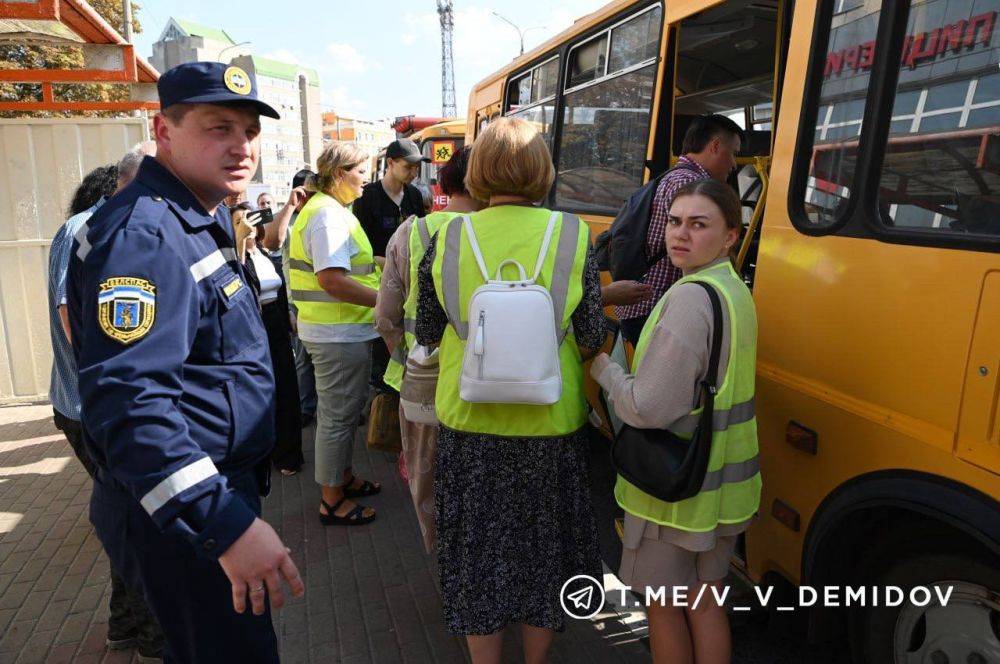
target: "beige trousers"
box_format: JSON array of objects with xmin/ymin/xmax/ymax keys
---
[{"xmin": 399, "ymin": 410, "xmax": 439, "ymax": 554}]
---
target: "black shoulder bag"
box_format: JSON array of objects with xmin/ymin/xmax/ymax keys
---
[{"xmin": 607, "ymin": 280, "xmax": 724, "ymax": 503}]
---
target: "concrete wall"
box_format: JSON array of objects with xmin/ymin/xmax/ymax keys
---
[{"xmin": 0, "ymin": 118, "xmax": 148, "ymax": 403}]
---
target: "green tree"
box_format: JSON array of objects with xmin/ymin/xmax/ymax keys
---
[{"xmin": 0, "ymin": 0, "xmax": 142, "ymax": 117}]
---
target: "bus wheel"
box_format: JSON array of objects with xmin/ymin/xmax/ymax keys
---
[{"xmin": 852, "ymin": 554, "xmax": 1000, "ymax": 664}]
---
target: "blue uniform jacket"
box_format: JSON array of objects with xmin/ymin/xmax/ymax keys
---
[{"xmin": 67, "ymin": 156, "xmax": 275, "ymax": 560}]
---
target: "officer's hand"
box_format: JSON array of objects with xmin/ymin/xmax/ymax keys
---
[
  {"xmin": 287, "ymin": 186, "xmax": 308, "ymax": 208},
  {"xmin": 602, "ymin": 280, "xmax": 654, "ymax": 306},
  {"xmin": 218, "ymin": 518, "xmax": 304, "ymax": 615}
]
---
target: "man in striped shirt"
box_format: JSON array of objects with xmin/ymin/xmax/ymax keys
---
[{"xmin": 615, "ymin": 114, "xmax": 745, "ymax": 344}]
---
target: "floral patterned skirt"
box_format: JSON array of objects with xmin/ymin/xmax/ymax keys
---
[{"xmin": 434, "ymin": 425, "xmax": 602, "ymax": 635}]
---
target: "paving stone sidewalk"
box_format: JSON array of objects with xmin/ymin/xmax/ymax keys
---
[{"xmin": 0, "ymin": 404, "xmax": 649, "ymax": 663}]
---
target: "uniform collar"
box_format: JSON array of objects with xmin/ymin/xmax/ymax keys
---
[{"xmin": 134, "ymin": 156, "xmax": 223, "ymax": 230}]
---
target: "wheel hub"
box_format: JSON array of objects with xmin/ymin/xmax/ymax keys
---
[{"xmin": 894, "ymin": 581, "xmax": 1000, "ymax": 664}]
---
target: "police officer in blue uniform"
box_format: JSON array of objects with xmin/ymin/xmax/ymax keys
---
[{"xmin": 67, "ymin": 62, "xmax": 304, "ymax": 663}]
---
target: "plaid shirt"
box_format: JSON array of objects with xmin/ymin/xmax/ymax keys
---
[{"xmin": 615, "ymin": 156, "xmax": 711, "ymax": 321}]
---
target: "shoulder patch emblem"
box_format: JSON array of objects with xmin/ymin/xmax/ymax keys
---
[{"xmin": 98, "ymin": 277, "xmax": 156, "ymax": 344}]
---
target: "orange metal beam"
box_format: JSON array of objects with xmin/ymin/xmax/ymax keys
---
[
  {"xmin": 0, "ymin": 100, "xmax": 159, "ymax": 112},
  {"xmin": 0, "ymin": 0, "xmax": 59, "ymax": 20},
  {"xmin": 0, "ymin": 69, "xmax": 133, "ymax": 83}
]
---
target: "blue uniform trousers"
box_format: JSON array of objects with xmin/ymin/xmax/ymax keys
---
[{"xmin": 90, "ymin": 471, "xmax": 279, "ymax": 663}]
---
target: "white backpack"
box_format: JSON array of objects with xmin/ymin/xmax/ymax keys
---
[{"xmin": 458, "ymin": 212, "xmax": 563, "ymax": 405}]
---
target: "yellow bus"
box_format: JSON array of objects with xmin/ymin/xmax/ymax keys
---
[
  {"xmin": 469, "ymin": 0, "xmax": 1000, "ymax": 660},
  {"xmin": 410, "ymin": 118, "xmax": 467, "ymax": 211}
]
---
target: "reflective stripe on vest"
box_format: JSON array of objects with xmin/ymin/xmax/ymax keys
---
[
  {"xmin": 288, "ymin": 192, "xmax": 380, "ymax": 326},
  {"xmin": 430, "ymin": 208, "xmax": 591, "ymax": 437},
  {"xmin": 383, "ymin": 212, "xmax": 458, "ymax": 392},
  {"xmin": 614, "ymin": 261, "xmax": 762, "ymax": 532}
]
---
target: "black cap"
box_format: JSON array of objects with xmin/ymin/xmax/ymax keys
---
[
  {"xmin": 292, "ymin": 169, "xmax": 315, "ymax": 189},
  {"xmin": 158, "ymin": 62, "xmax": 280, "ymax": 119},
  {"xmin": 386, "ymin": 138, "xmax": 430, "ymax": 164}
]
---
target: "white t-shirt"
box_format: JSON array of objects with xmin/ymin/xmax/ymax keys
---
[
  {"xmin": 249, "ymin": 249, "xmax": 282, "ymax": 304},
  {"xmin": 297, "ymin": 205, "xmax": 379, "ymax": 343}
]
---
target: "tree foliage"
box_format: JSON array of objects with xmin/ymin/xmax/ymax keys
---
[{"xmin": 0, "ymin": 0, "xmax": 143, "ymax": 117}]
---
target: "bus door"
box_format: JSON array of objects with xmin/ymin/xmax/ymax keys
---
[{"xmin": 661, "ymin": 0, "xmax": 791, "ymax": 289}]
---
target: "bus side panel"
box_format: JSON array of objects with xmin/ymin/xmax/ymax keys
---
[{"xmin": 746, "ymin": 0, "xmax": 1000, "ymax": 585}]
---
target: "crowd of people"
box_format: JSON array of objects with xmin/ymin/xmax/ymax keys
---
[{"xmin": 47, "ymin": 60, "xmax": 759, "ymax": 664}]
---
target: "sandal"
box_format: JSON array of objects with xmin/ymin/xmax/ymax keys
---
[
  {"xmin": 319, "ymin": 497, "xmax": 376, "ymax": 526},
  {"xmin": 279, "ymin": 468, "xmax": 299, "ymax": 477},
  {"xmin": 343, "ymin": 474, "xmax": 381, "ymax": 498}
]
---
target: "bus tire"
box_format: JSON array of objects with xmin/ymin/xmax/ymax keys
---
[{"xmin": 849, "ymin": 552, "xmax": 1000, "ymax": 664}]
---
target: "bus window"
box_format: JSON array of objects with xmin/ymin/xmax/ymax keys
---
[
  {"xmin": 554, "ymin": 5, "xmax": 663, "ymax": 213},
  {"xmin": 505, "ymin": 56, "xmax": 560, "ymax": 147},
  {"xmin": 566, "ymin": 34, "xmax": 608, "ymax": 89},
  {"xmin": 876, "ymin": 0, "xmax": 1000, "ymax": 237},
  {"xmin": 795, "ymin": 1, "xmax": 883, "ymax": 230},
  {"xmin": 671, "ymin": 0, "xmax": 779, "ymax": 165}
]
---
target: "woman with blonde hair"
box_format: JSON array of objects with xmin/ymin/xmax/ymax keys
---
[
  {"xmin": 414, "ymin": 118, "xmax": 604, "ymax": 663},
  {"xmin": 287, "ymin": 141, "xmax": 383, "ymax": 525}
]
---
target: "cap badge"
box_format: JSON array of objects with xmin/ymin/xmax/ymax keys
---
[{"xmin": 223, "ymin": 66, "xmax": 252, "ymax": 95}]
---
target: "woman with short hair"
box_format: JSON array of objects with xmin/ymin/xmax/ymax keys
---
[
  {"xmin": 288, "ymin": 141, "xmax": 382, "ymax": 526},
  {"xmin": 591, "ymin": 179, "xmax": 761, "ymax": 664},
  {"xmin": 414, "ymin": 118, "xmax": 605, "ymax": 663}
]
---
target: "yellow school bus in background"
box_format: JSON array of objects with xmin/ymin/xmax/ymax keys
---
[
  {"xmin": 469, "ymin": 0, "xmax": 1000, "ymax": 660},
  {"xmin": 411, "ymin": 118, "xmax": 467, "ymax": 211}
]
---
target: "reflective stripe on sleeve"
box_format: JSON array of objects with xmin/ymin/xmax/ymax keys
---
[
  {"xmin": 139, "ymin": 456, "xmax": 219, "ymax": 515},
  {"xmin": 74, "ymin": 222, "xmax": 92, "ymax": 260},
  {"xmin": 189, "ymin": 248, "xmax": 237, "ymax": 283}
]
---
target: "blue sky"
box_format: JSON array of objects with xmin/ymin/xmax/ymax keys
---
[{"xmin": 134, "ymin": 0, "xmax": 609, "ymax": 121}]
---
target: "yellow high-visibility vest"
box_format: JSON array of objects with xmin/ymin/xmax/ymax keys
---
[
  {"xmin": 288, "ymin": 192, "xmax": 380, "ymax": 326},
  {"xmin": 430, "ymin": 206, "xmax": 591, "ymax": 436},
  {"xmin": 383, "ymin": 211, "xmax": 460, "ymax": 391},
  {"xmin": 616, "ymin": 261, "xmax": 761, "ymax": 532}
]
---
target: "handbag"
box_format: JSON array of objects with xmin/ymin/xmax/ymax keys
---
[
  {"xmin": 606, "ymin": 280, "xmax": 724, "ymax": 503},
  {"xmin": 400, "ymin": 344, "xmax": 440, "ymax": 425},
  {"xmin": 367, "ymin": 391, "xmax": 402, "ymax": 454}
]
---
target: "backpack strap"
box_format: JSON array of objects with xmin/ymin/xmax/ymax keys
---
[
  {"xmin": 688, "ymin": 280, "xmax": 724, "ymax": 395},
  {"xmin": 461, "ymin": 215, "xmax": 492, "ymax": 283},
  {"xmin": 439, "ymin": 212, "xmax": 581, "ymax": 342}
]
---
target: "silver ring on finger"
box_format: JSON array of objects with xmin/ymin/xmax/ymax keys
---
[{"xmin": 250, "ymin": 584, "xmax": 265, "ymax": 593}]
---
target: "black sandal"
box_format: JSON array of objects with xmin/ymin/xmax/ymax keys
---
[
  {"xmin": 343, "ymin": 474, "xmax": 381, "ymax": 498},
  {"xmin": 319, "ymin": 497, "xmax": 376, "ymax": 526}
]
